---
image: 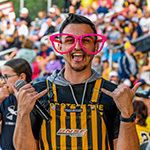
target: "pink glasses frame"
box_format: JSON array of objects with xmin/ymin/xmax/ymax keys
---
[{"xmin": 49, "ymin": 33, "xmax": 107, "ymax": 54}]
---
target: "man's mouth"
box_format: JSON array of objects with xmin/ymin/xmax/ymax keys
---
[{"xmin": 72, "ymin": 53, "xmax": 85, "ymax": 62}]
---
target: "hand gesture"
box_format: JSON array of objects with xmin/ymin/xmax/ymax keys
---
[
  {"xmin": 101, "ymin": 82, "xmax": 141, "ymax": 118},
  {"xmin": 11, "ymin": 83, "xmax": 47, "ymax": 115}
]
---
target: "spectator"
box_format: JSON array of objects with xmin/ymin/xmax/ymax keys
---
[
  {"xmin": 37, "ymin": 43, "xmax": 52, "ymax": 59},
  {"xmin": 139, "ymin": 10, "xmax": 150, "ymax": 35},
  {"xmin": 131, "ymin": 16, "xmax": 143, "ymax": 37},
  {"xmin": 97, "ymin": 0, "xmax": 109, "ymax": 14},
  {"xmin": 40, "ymin": 51, "xmax": 62, "ymax": 75},
  {"xmin": 43, "ymin": 18, "xmax": 55, "ymax": 36},
  {"xmin": 107, "ymin": 22, "xmax": 123, "ymax": 47},
  {"xmin": 102, "ymin": 59, "xmax": 110, "ymax": 80},
  {"xmin": 127, "ymin": 21, "xmax": 138, "ymax": 40},
  {"xmin": 16, "ymin": 39, "xmax": 37, "ymax": 65},
  {"xmin": 18, "ymin": 7, "xmax": 32, "ymax": 28},
  {"xmin": 133, "ymin": 100, "xmax": 150, "ymax": 146},
  {"xmin": 92, "ymin": 54, "xmax": 103, "ymax": 75},
  {"xmin": 38, "ymin": 17, "xmax": 55, "ymax": 39},
  {"xmin": 109, "ymin": 70, "xmax": 119, "ymax": 84},
  {"xmin": 118, "ymin": 41, "xmax": 139, "ymax": 87},
  {"xmin": 3, "ymin": 21, "xmax": 15, "ymax": 38},
  {"xmin": 0, "ymin": 58, "xmax": 32, "ymax": 150}
]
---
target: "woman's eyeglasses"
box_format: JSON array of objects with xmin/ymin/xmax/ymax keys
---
[
  {"xmin": 49, "ymin": 33, "xmax": 107, "ymax": 55},
  {"xmin": 0, "ymin": 74, "xmax": 18, "ymax": 81}
]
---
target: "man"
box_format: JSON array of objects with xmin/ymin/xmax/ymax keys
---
[
  {"xmin": 13, "ymin": 13, "xmax": 140, "ymax": 150},
  {"xmin": 118, "ymin": 41, "xmax": 139, "ymax": 87}
]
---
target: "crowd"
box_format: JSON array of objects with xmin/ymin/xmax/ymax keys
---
[
  {"xmin": 0, "ymin": 0, "xmax": 150, "ymax": 149},
  {"xmin": 0, "ymin": 0, "xmax": 149, "ymax": 86}
]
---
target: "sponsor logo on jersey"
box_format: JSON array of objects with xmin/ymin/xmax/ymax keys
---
[{"xmin": 57, "ymin": 129, "xmax": 87, "ymax": 137}]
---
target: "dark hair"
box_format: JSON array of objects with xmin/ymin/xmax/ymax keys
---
[
  {"xmin": 59, "ymin": 13, "xmax": 97, "ymax": 34},
  {"xmin": 4, "ymin": 58, "xmax": 32, "ymax": 83},
  {"xmin": 133, "ymin": 100, "xmax": 148, "ymax": 126}
]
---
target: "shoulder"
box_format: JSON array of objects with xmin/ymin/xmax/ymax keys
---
[{"xmin": 32, "ymin": 80, "xmax": 48, "ymax": 92}]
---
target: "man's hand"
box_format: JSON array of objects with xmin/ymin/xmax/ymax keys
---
[
  {"xmin": 101, "ymin": 82, "xmax": 141, "ymax": 118},
  {"xmin": 11, "ymin": 83, "xmax": 47, "ymax": 115}
]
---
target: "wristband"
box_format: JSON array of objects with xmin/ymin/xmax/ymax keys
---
[{"xmin": 120, "ymin": 112, "xmax": 136, "ymax": 122}]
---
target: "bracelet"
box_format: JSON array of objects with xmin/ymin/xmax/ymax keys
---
[{"xmin": 120, "ymin": 112, "xmax": 136, "ymax": 122}]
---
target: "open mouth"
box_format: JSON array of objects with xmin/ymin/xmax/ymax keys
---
[{"xmin": 72, "ymin": 53, "xmax": 85, "ymax": 62}]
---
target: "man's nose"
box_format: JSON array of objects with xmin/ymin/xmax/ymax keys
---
[{"xmin": 74, "ymin": 39, "xmax": 82, "ymax": 50}]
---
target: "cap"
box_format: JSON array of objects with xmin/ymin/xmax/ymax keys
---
[
  {"xmin": 48, "ymin": 7, "xmax": 55, "ymax": 13},
  {"xmin": 124, "ymin": 27, "xmax": 130, "ymax": 33},
  {"xmin": 136, "ymin": 89, "xmax": 150, "ymax": 99},
  {"xmin": 109, "ymin": 71, "xmax": 118, "ymax": 78},
  {"xmin": 117, "ymin": 15, "xmax": 125, "ymax": 21},
  {"xmin": 131, "ymin": 17, "xmax": 139, "ymax": 23},
  {"xmin": 124, "ymin": 41, "xmax": 131, "ymax": 49},
  {"xmin": 20, "ymin": 7, "xmax": 28, "ymax": 14}
]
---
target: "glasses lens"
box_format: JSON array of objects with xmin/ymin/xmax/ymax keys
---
[
  {"xmin": 0, "ymin": 75, "xmax": 5, "ymax": 81},
  {"xmin": 51, "ymin": 34, "xmax": 75, "ymax": 54},
  {"xmin": 81, "ymin": 35, "xmax": 104, "ymax": 54}
]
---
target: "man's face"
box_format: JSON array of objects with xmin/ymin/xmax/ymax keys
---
[{"xmin": 62, "ymin": 24, "xmax": 95, "ymax": 72}]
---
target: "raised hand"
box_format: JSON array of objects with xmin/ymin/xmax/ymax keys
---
[
  {"xmin": 101, "ymin": 82, "xmax": 141, "ymax": 118},
  {"xmin": 11, "ymin": 83, "xmax": 47, "ymax": 115}
]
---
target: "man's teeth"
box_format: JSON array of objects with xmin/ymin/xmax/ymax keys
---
[{"xmin": 73, "ymin": 53, "xmax": 83, "ymax": 56}]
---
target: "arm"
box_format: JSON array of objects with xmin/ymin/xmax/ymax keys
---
[
  {"xmin": 102, "ymin": 83, "xmax": 141, "ymax": 150},
  {"xmin": 12, "ymin": 83, "xmax": 47, "ymax": 150}
]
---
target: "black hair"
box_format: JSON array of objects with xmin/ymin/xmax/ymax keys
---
[
  {"xmin": 4, "ymin": 58, "xmax": 32, "ymax": 83},
  {"xmin": 133, "ymin": 100, "xmax": 148, "ymax": 126},
  {"xmin": 59, "ymin": 13, "xmax": 97, "ymax": 34}
]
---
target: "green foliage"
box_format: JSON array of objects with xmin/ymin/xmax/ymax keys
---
[{"xmin": 6, "ymin": 0, "xmax": 64, "ymax": 21}]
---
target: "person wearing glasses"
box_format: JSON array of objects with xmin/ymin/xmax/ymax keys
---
[
  {"xmin": 13, "ymin": 13, "xmax": 141, "ymax": 150},
  {"xmin": 0, "ymin": 58, "xmax": 32, "ymax": 150}
]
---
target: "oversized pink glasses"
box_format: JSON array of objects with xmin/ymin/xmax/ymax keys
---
[{"xmin": 49, "ymin": 33, "xmax": 107, "ymax": 54}]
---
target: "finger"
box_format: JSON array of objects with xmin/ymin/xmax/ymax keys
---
[
  {"xmin": 132, "ymin": 82, "xmax": 142, "ymax": 94},
  {"xmin": 101, "ymin": 88, "xmax": 113, "ymax": 98},
  {"xmin": 19, "ymin": 83, "xmax": 32, "ymax": 91},
  {"xmin": 33, "ymin": 89, "xmax": 48, "ymax": 100},
  {"xmin": 11, "ymin": 84, "xmax": 18, "ymax": 95}
]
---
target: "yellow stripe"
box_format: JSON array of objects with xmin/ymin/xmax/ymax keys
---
[
  {"xmin": 50, "ymin": 104, "xmax": 56, "ymax": 149},
  {"xmin": 46, "ymin": 79, "xmax": 50, "ymax": 97},
  {"xmin": 60, "ymin": 104, "xmax": 66, "ymax": 150},
  {"xmin": 101, "ymin": 117, "xmax": 106, "ymax": 150},
  {"xmin": 81, "ymin": 105, "xmax": 88, "ymax": 150},
  {"xmin": 91, "ymin": 105, "xmax": 98, "ymax": 150},
  {"xmin": 52, "ymin": 83, "xmax": 58, "ymax": 102},
  {"xmin": 91, "ymin": 78, "xmax": 102, "ymax": 103},
  {"xmin": 70, "ymin": 105, "xmax": 77, "ymax": 150},
  {"xmin": 41, "ymin": 120, "xmax": 49, "ymax": 149},
  {"xmin": 39, "ymin": 142, "xmax": 42, "ymax": 150}
]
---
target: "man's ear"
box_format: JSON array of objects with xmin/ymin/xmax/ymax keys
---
[{"xmin": 95, "ymin": 43, "xmax": 99, "ymax": 52}]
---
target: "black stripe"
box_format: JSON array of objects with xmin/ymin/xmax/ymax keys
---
[
  {"xmin": 97, "ymin": 110, "xmax": 102, "ymax": 150},
  {"xmin": 65, "ymin": 105, "xmax": 71, "ymax": 148},
  {"xmin": 76, "ymin": 106, "xmax": 82, "ymax": 148},
  {"xmin": 86, "ymin": 105, "xmax": 93, "ymax": 149},
  {"xmin": 56, "ymin": 105, "xmax": 61, "ymax": 149},
  {"xmin": 39, "ymin": 129, "xmax": 44, "ymax": 150}
]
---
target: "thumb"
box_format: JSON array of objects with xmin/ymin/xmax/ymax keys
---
[
  {"xmin": 11, "ymin": 84, "xmax": 18, "ymax": 96},
  {"xmin": 132, "ymin": 82, "xmax": 142, "ymax": 94}
]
